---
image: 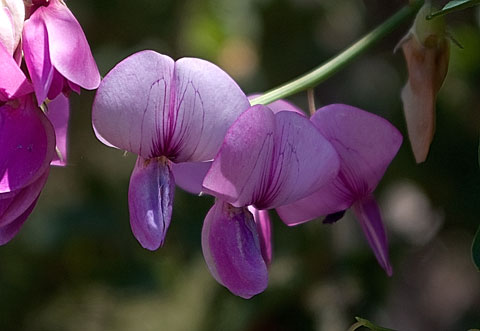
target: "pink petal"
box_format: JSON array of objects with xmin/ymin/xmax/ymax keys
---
[
  {"xmin": 352, "ymin": 195, "xmax": 392, "ymax": 276},
  {"xmin": 202, "ymin": 200, "xmax": 268, "ymax": 299},
  {"xmin": 41, "ymin": 0, "xmax": 100, "ymax": 90},
  {"xmin": 0, "ymin": 197, "xmax": 39, "ymax": 245},
  {"xmin": 248, "ymin": 206, "xmax": 272, "ymax": 265},
  {"xmin": 128, "ymin": 156, "xmax": 175, "ymax": 250},
  {"xmin": 165, "ymin": 57, "xmax": 250, "ymax": 162},
  {"xmin": 0, "ymin": 42, "xmax": 33, "ymax": 101},
  {"xmin": 47, "ymin": 94, "xmax": 69, "ymax": 166},
  {"xmin": 92, "ymin": 51, "xmax": 175, "ymax": 157},
  {"xmin": 0, "ymin": 98, "xmax": 56, "ymax": 193},
  {"xmin": 22, "ymin": 11, "xmax": 54, "ymax": 105},
  {"xmin": 0, "ymin": 168, "xmax": 49, "ymax": 227},
  {"xmin": 276, "ymin": 179, "xmax": 353, "ymax": 226},
  {"xmin": 203, "ymin": 105, "xmax": 339, "ymax": 209},
  {"xmin": 171, "ymin": 161, "xmax": 212, "ymax": 195},
  {"xmin": 311, "ymin": 104, "xmax": 402, "ymax": 196}
]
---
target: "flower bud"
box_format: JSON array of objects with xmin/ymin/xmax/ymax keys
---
[{"xmin": 398, "ymin": 5, "xmax": 449, "ymax": 163}]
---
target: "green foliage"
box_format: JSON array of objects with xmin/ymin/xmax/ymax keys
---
[{"xmin": 427, "ymin": 0, "xmax": 480, "ymax": 19}]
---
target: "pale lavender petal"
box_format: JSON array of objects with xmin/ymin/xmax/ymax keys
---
[
  {"xmin": 171, "ymin": 161, "xmax": 212, "ymax": 195},
  {"xmin": 276, "ymin": 179, "xmax": 353, "ymax": 226},
  {"xmin": 22, "ymin": 11, "xmax": 54, "ymax": 105},
  {"xmin": 0, "ymin": 42, "xmax": 33, "ymax": 101},
  {"xmin": 311, "ymin": 104, "xmax": 402, "ymax": 195},
  {"xmin": 203, "ymin": 105, "xmax": 276, "ymax": 207},
  {"xmin": 92, "ymin": 51, "xmax": 174, "ymax": 157},
  {"xmin": 41, "ymin": 0, "xmax": 100, "ymax": 89},
  {"xmin": 352, "ymin": 195, "xmax": 392, "ymax": 276},
  {"xmin": 0, "ymin": 169, "xmax": 49, "ymax": 227},
  {"xmin": 167, "ymin": 57, "xmax": 250, "ymax": 162},
  {"xmin": 47, "ymin": 94, "xmax": 69, "ymax": 166},
  {"xmin": 202, "ymin": 200, "xmax": 268, "ymax": 299},
  {"xmin": 128, "ymin": 156, "xmax": 175, "ymax": 250},
  {"xmin": 248, "ymin": 206, "xmax": 272, "ymax": 265},
  {"xmin": 0, "ymin": 197, "xmax": 38, "ymax": 245},
  {"xmin": 0, "ymin": 98, "xmax": 55, "ymax": 193},
  {"xmin": 248, "ymin": 94, "xmax": 305, "ymax": 115},
  {"xmin": 203, "ymin": 105, "xmax": 339, "ymax": 209},
  {"xmin": 262, "ymin": 110, "xmax": 339, "ymax": 208}
]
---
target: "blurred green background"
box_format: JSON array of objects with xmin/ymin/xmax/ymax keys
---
[{"xmin": 1, "ymin": 0, "xmax": 480, "ymax": 330}]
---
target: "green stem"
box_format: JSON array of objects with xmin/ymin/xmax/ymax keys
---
[{"xmin": 250, "ymin": 0, "xmax": 424, "ymax": 106}]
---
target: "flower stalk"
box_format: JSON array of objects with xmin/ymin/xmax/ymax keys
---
[{"xmin": 250, "ymin": 0, "xmax": 424, "ymax": 106}]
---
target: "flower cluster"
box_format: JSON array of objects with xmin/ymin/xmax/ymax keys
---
[
  {"xmin": 0, "ymin": 0, "xmax": 99, "ymax": 243},
  {"xmin": 93, "ymin": 50, "xmax": 402, "ymax": 298}
]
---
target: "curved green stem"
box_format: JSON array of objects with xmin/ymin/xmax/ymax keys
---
[{"xmin": 250, "ymin": 0, "xmax": 424, "ymax": 106}]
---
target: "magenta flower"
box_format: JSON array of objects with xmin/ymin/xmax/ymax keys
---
[
  {"xmin": 277, "ymin": 104, "xmax": 402, "ymax": 275},
  {"xmin": 0, "ymin": 95, "xmax": 56, "ymax": 244},
  {"xmin": 0, "ymin": 40, "xmax": 32, "ymax": 101},
  {"xmin": 22, "ymin": 0, "xmax": 100, "ymax": 105},
  {"xmin": 92, "ymin": 50, "xmax": 250, "ymax": 250},
  {"xmin": 201, "ymin": 105, "xmax": 339, "ymax": 298}
]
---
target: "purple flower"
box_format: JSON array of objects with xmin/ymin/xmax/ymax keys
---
[
  {"xmin": 277, "ymin": 104, "xmax": 403, "ymax": 275},
  {"xmin": 22, "ymin": 0, "xmax": 100, "ymax": 105},
  {"xmin": 201, "ymin": 104, "xmax": 339, "ymax": 298},
  {"xmin": 92, "ymin": 50, "xmax": 250, "ymax": 250},
  {"xmin": 0, "ymin": 95, "xmax": 56, "ymax": 244}
]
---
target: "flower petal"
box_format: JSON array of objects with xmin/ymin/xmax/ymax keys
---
[
  {"xmin": 0, "ymin": 7, "xmax": 15, "ymax": 54},
  {"xmin": 311, "ymin": 104, "xmax": 402, "ymax": 196},
  {"xmin": 202, "ymin": 105, "xmax": 275, "ymax": 206},
  {"xmin": 0, "ymin": 42, "xmax": 33, "ymax": 101},
  {"xmin": 166, "ymin": 57, "xmax": 250, "ymax": 162},
  {"xmin": 47, "ymin": 94, "xmax": 69, "ymax": 166},
  {"xmin": 128, "ymin": 156, "xmax": 175, "ymax": 250},
  {"xmin": 276, "ymin": 179, "xmax": 353, "ymax": 226},
  {"xmin": 203, "ymin": 105, "xmax": 339, "ymax": 209},
  {"xmin": 92, "ymin": 51, "xmax": 174, "ymax": 157},
  {"xmin": 171, "ymin": 161, "xmax": 212, "ymax": 195},
  {"xmin": 0, "ymin": 168, "xmax": 49, "ymax": 227},
  {"xmin": 248, "ymin": 95, "xmax": 305, "ymax": 116},
  {"xmin": 202, "ymin": 200, "xmax": 268, "ymax": 299},
  {"xmin": 41, "ymin": 0, "xmax": 100, "ymax": 89},
  {"xmin": 22, "ymin": 11, "xmax": 54, "ymax": 105},
  {"xmin": 352, "ymin": 195, "xmax": 392, "ymax": 276},
  {"xmin": 0, "ymin": 197, "xmax": 38, "ymax": 245},
  {"xmin": 248, "ymin": 206, "xmax": 272, "ymax": 265},
  {"xmin": 0, "ymin": 98, "xmax": 55, "ymax": 193}
]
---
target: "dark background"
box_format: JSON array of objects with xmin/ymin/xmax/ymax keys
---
[{"xmin": 1, "ymin": 0, "xmax": 479, "ymax": 330}]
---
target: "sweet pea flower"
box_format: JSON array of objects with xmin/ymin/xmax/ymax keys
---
[
  {"xmin": 0, "ymin": 40, "xmax": 33, "ymax": 101},
  {"xmin": 92, "ymin": 50, "xmax": 250, "ymax": 250},
  {"xmin": 277, "ymin": 104, "xmax": 402, "ymax": 275},
  {"xmin": 201, "ymin": 104, "xmax": 339, "ymax": 298},
  {"xmin": 0, "ymin": 95, "xmax": 56, "ymax": 244},
  {"xmin": 22, "ymin": 0, "xmax": 100, "ymax": 105}
]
